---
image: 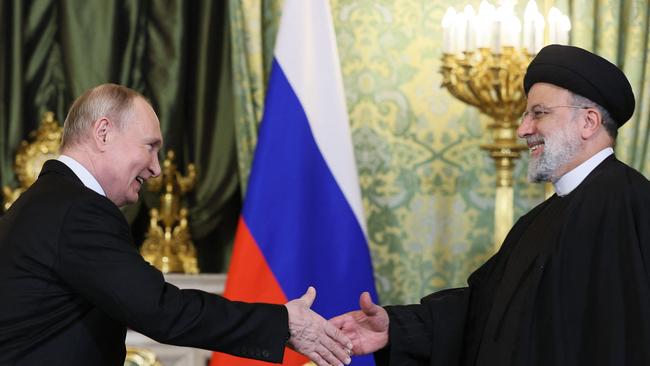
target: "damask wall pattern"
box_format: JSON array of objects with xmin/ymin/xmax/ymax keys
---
[
  {"xmin": 329, "ymin": 0, "xmax": 544, "ymax": 304},
  {"xmin": 229, "ymin": 0, "xmax": 650, "ymax": 305}
]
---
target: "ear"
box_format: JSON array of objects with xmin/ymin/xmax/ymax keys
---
[
  {"xmin": 579, "ymin": 108, "xmax": 602, "ymax": 140},
  {"xmin": 92, "ymin": 117, "xmax": 112, "ymax": 151}
]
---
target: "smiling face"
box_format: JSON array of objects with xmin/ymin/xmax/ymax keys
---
[
  {"xmin": 97, "ymin": 97, "xmax": 162, "ymax": 207},
  {"xmin": 517, "ymin": 83, "xmax": 584, "ymax": 183}
]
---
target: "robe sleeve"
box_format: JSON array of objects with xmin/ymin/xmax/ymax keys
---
[{"xmin": 374, "ymin": 288, "xmax": 469, "ymax": 366}]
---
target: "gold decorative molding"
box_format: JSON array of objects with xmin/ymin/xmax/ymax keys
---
[
  {"xmin": 3, "ymin": 112, "xmax": 62, "ymax": 211},
  {"xmin": 125, "ymin": 347, "xmax": 162, "ymax": 366},
  {"xmin": 140, "ymin": 150, "xmax": 199, "ymax": 274}
]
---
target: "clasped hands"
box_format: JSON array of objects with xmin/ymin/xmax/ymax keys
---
[{"xmin": 285, "ymin": 289, "xmax": 388, "ymax": 366}]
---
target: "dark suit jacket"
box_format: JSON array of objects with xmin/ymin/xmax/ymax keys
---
[{"xmin": 0, "ymin": 160, "xmax": 289, "ymax": 365}]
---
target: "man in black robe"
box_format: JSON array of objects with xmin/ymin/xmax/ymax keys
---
[{"xmin": 330, "ymin": 44, "xmax": 650, "ymax": 365}]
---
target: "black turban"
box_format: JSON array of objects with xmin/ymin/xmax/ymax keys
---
[{"xmin": 523, "ymin": 44, "xmax": 635, "ymax": 127}]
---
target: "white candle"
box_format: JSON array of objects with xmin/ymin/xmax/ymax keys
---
[
  {"xmin": 533, "ymin": 13, "xmax": 545, "ymax": 53},
  {"xmin": 477, "ymin": 0, "xmax": 495, "ymax": 48},
  {"xmin": 440, "ymin": 0, "xmax": 568, "ymax": 56},
  {"xmin": 500, "ymin": 1, "xmax": 517, "ymax": 47},
  {"xmin": 464, "ymin": 5, "xmax": 477, "ymax": 52},
  {"xmin": 523, "ymin": 0, "xmax": 539, "ymax": 53},
  {"xmin": 492, "ymin": 19, "xmax": 502, "ymax": 53},
  {"xmin": 510, "ymin": 16, "xmax": 522, "ymax": 49},
  {"xmin": 559, "ymin": 15, "xmax": 571, "ymax": 44},
  {"xmin": 548, "ymin": 7, "xmax": 562, "ymax": 44},
  {"xmin": 455, "ymin": 12, "xmax": 468, "ymax": 53},
  {"xmin": 492, "ymin": 5, "xmax": 509, "ymax": 52},
  {"xmin": 442, "ymin": 7, "xmax": 457, "ymax": 54}
]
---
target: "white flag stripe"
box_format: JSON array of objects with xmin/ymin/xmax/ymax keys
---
[{"xmin": 274, "ymin": 0, "xmax": 367, "ymax": 237}]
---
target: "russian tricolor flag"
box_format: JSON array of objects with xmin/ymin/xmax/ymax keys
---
[{"xmin": 210, "ymin": 0, "xmax": 377, "ymax": 365}]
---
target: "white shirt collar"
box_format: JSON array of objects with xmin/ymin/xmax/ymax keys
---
[
  {"xmin": 57, "ymin": 155, "xmax": 106, "ymax": 197},
  {"xmin": 553, "ymin": 147, "xmax": 614, "ymax": 196}
]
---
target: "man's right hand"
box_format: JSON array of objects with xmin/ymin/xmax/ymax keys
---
[
  {"xmin": 328, "ymin": 292, "xmax": 389, "ymax": 355},
  {"xmin": 285, "ymin": 287, "xmax": 352, "ymax": 366}
]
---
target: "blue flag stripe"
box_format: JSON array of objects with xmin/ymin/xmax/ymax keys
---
[{"xmin": 243, "ymin": 59, "xmax": 377, "ymax": 318}]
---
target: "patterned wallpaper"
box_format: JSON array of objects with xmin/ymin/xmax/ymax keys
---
[{"xmin": 330, "ymin": 0, "xmax": 544, "ymax": 304}]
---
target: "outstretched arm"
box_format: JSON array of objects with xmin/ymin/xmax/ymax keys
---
[
  {"xmin": 329, "ymin": 292, "xmax": 389, "ymax": 355},
  {"xmin": 285, "ymin": 287, "xmax": 353, "ymax": 366}
]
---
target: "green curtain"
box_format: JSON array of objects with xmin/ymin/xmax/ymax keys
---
[
  {"xmin": 228, "ymin": 0, "xmax": 650, "ymax": 305},
  {"xmin": 227, "ymin": 0, "xmax": 282, "ymax": 193},
  {"xmin": 569, "ymin": 0, "xmax": 650, "ymax": 174},
  {"xmin": 0, "ymin": 0, "xmax": 239, "ymax": 272}
]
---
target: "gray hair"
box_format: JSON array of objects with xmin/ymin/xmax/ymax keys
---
[
  {"xmin": 61, "ymin": 84, "xmax": 145, "ymax": 150},
  {"xmin": 571, "ymin": 92, "xmax": 618, "ymax": 140}
]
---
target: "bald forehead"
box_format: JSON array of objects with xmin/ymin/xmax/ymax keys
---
[
  {"xmin": 128, "ymin": 97, "xmax": 163, "ymax": 146},
  {"xmin": 126, "ymin": 97, "xmax": 158, "ymax": 123}
]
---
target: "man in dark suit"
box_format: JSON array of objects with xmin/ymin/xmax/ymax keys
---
[
  {"xmin": 330, "ymin": 45, "xmax": 650, "ymax": 365},
  {"xmin": 0, "ymin": 84, "xmax": 353, "ymax": 366}
]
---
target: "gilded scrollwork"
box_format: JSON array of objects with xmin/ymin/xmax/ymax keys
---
[
  {"xmin": 125, "ymin": 347, "xmax": 162, "ymax": 366},
  {"xmin": 140, "ymin": 150, "xmax": 199, "ymax": 274},
  {"xmin": 3, "ymin": 112, "xmax": 62, "ymax": 211}
]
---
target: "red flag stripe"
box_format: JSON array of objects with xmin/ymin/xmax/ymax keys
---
[{"xmin": 210, "ymin": 218, "xmax": 309, "ymax": 365}]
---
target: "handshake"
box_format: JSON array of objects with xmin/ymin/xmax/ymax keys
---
[{"xmin": 285, "ymin": 287, "xmax": 388, "ymax": 366}]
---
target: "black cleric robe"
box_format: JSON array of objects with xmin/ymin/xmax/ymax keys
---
[{"xmin": 375, "ymin": 155, "xmax": 650, "ymax": 366}]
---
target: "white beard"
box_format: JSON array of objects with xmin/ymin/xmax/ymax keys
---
[{"xmin": 527, "ymin": 124, "xmax": 582, "ymax": 183}]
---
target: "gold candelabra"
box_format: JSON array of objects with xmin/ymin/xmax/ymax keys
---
[
  {"xmin": 140, "ymin": 150, "xmax": 199, "ymax": 273},
  {"xmin": 440, "ymin": 47, "xmax": 531, "ymax": 249}
]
